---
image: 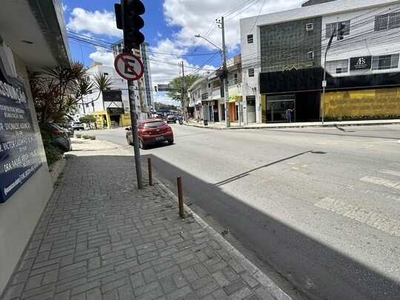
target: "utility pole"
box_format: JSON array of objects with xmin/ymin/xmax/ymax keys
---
[
  {"xmin": 217, "ymin": 16, "xmax": 230, "ymax": 127},
  {"xmin": 181, "ymin": 61, "xmax": 187, "ymax": 120}
]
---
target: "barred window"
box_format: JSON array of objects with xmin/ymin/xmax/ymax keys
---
[{"xmin": 371, "ymin": 54, "xmax": 399, "ymax": 70}]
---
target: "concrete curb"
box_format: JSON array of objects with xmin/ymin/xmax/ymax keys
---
[
  {"xmin": 184, "ymin": 120, "xmax": 400, "ymax": 130},
  {"xmin": 153, "ymin": 175, "xmax": 293, "ymax": 300},
  {"xmin": 48, "ymin": 158, "xmax": 66, "ymax": 185}
]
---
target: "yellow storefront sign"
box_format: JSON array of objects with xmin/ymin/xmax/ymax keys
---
[{"xmin": 324, "ymin": 87, "xmax": 400, "ymax": 118}]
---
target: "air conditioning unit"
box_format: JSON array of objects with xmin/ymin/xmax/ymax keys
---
[
  {"xmin": 306, "ymin": 23, "xmax": 314, "ymax": 31},
  {"xmin": 307, "ymin": 51, "xmax": 315, "ymax": 60}
]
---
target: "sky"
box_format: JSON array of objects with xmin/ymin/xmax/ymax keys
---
[{"xmin": 62, "ymin": 0, "xmax": 304, "ymax": 104}]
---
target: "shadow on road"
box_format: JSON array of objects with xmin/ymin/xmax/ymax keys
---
[
  {"xmin": 214, "ymin": 150, "xmax": 312, "ymax": 187},
  {"xmin": 144, "ymin": 154, "xmax": 400, "ymax": 300}
]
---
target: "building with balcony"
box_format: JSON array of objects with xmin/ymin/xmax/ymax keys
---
[
  {"xmin": 240, "ymin": 0, "xmax": 400, "ymax": 123},
  {"xmin": 188, "ymin": 54, "xmax": 247, "ymax": 123},
  {"xmin": 0, "ymin": 0, "xmax": 70, "ymax": 294}
]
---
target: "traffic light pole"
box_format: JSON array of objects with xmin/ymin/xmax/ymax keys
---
[{"xmin": 127, "ymin": 76, "xmax": 143, "ymax": 189}]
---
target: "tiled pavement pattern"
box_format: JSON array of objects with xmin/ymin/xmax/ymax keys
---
[{"xmin": 1, "ymin": 139, "xmax": 291, "ymax": 300}]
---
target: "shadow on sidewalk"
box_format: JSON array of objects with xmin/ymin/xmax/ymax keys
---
[{"xmin": 141, "ymin": 154, "xmax": 400, "ymax": 300}]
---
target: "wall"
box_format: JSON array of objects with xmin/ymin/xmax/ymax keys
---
[
  {"xmin": 0, "ymin": 53, "xmax": 53, "ymax": 295},
  {"xmin": 321, "ymin": 3, "xmax": 400, "ymax": 77},
  {"xmin": 324, "ymin": 87, "xmax": 400, "ymax": 117},
  {"xmin": 260, "ymin": 17, "xmax": 322, "ymax": 73}
]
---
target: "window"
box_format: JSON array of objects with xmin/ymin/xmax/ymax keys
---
[
  {"xmin": 326, "ymin": 20, "xmax": 350, "ymax": 38},
  {"xmin": 248, "ymin": 68, "xmax": 255, "ymax": 77},
  {"xmin": 305, "ymin": 23, "xmax": 314, "ymax": 32},
  {"xmin": 375, "ymin": 12, "xmax": 400, "ymax": 31},
  {"xmin": 247, "ymin": 34, "xmax": 253, "ymax": 44},
  {"xmin": 104, "ymin": 72, "xmax": 109, "ymax": 76},
  {"xmin": 234, "ymin": 73, "xmax": 238, "ymax": 84},
  {"xmin": 326, "ymin": 59, "xmax": 349, "ymax": 74},
  {"xmin": 307, "ymin": 51, "xmax": 314, "ymax": 61},
  {"xmin": 371, "ymin": 54, "xmax": 399, "ymax": 70}
]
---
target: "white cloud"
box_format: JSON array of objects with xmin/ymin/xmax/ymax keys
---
[
  {"xmin": 62, "ymin": 3, "xmax": 68, "ymax": 12},
  {"xmin": 163, "ymin": 0, "xmax": 302, "ymax": 51},
  {"xmin": 69, "ymin": 1, "xmax": 305, "ymax": 103},
  {"xmin": 88, "ymin": 48, "xmax": 114, "ymax": 66},
  {"xmin": 67, "ymin": 8, "xmax": 122, "ymax": 38}
]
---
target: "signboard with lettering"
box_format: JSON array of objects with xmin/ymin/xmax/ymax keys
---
[
  {"xmin": 350, "ymin": 56, "xmax": 371, "ymax": 71},
  {"xmin": 103, "ymin": 90, "xmax": 122, "ymax": 102},
  {"xmin": 0, "ymin": 80, "xmax": 42, "ymax": 202}
]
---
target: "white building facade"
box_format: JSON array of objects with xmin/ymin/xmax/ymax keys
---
[{"xmin": 240, "ymin": 0, "xmax": 400, "ymax": 123}]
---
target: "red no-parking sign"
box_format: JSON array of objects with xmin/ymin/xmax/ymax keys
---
[{"xmin": 114, "ymin": 53, "xmax": 144, "ymax": 81}]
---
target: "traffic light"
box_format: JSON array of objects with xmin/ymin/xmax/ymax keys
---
[
  {"xmin": 337, "ymin": 22, "xmax": 346, "ymax": 40},
  {"xmin": 123, "ymin": 0, "xmax": 145, "ymax": 51}
]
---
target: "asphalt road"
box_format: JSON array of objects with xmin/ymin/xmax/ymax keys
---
[{"xmin": 84, "ymin": 124, "xmax": 400, "ymax": 300}]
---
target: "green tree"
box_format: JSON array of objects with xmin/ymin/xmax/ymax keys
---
[
  {"xmin": 154, "ymin": 102, "xmax": 178, "ymax": 111},
  {"xmin": 79, "ymin": 115, "xmax": 96, "ymax": 129},
  {"xmin": 30, "ymin": 61, "xmax": 88, "ymax": 124},
  {"xmin": 93, "ymin": 72, "xmax": 113, "ymax": 101},
  {"xmin": 166, "ymin": 74, "xmax": 202, "ymax": 106}
]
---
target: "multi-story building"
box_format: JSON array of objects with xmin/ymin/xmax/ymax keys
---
[
  {"xmin": 188, "ymin": 54, "xmax": 245, "ymax": 123},
  {"xmin": 76, "ymin": 62, "xmax": 133, "ymax": 128},
  {"xmin": 240, "ymin": 0, "xmax": 400, "ymax": 123}
]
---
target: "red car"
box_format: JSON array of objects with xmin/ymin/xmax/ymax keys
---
[{"xmin": 126, "ymin": 119, "xmax": 174, "ymax": 149}]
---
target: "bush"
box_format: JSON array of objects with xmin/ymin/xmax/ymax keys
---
[
  {"xmin": 76, "ymin": 134, "xmax": 82, "ymax": 138},
  {"xmin": 82, "ymin": 135, "xmax": 90, "ymax": 139},
  {"xmin": 89, "ymin": 136, "xmax": 96, "ymax": 140},
  {"xmin": 40, "ymin": 129, "xmax": 63, "ymax": 166}
]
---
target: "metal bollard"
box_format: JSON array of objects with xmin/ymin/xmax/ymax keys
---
[
  {"xmin": 177, "ymin": 177, "xmax": 184, "ymax": 218},
  {"xmin": 147, "ymin": 158, "xmax": 153, "ymax": 186}
]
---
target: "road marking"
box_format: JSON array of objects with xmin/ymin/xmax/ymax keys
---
[
  {"xmin": 360, "ymin": 176, "xmax": 400, "ymax": 190},
  {"xmin": 379, "ymin": 169, "xmax": 400, "ymax": 178},
  {"xmin": 315, "ymin": 198, "xmax": 400, "ymax": 237}
]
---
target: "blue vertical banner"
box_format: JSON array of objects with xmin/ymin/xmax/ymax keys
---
[{"xmin": 0, "ymin": 80, "xmax": 42, "ymax": 202}]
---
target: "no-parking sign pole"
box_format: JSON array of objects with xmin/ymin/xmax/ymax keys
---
[
  {"xmin": 114, "ymin": 52, "xmax": 145, "ymax": 190},
  {"xmin": 114, "ymin": 0, "xmax": 146, "ymax": 190}
]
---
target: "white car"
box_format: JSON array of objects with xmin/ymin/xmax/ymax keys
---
[{"xmin": 71, "ymin": 121, "xmax": 84, "ymax": 130}]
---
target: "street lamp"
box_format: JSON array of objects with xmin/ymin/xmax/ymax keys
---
[
  {"xmin": 322, "ymin": 24, "xmax": 344, "ymax": 124},
  {"xmin": 195, "ymin": 20, "xmax": 230, "ymax": 127}
]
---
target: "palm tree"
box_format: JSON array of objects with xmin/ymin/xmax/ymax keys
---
[
  {"xmin": 30, "ymin": 61, "xmax": 89, "ymax": 124},
  {"xmin": 93, "ymin": 73, "xmax": 113, "ymax": 102}
]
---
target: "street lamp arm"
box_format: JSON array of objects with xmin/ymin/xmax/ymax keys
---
[{"xmin": 194, "ymin": 34, "xmax": 223, "ymax": 54}]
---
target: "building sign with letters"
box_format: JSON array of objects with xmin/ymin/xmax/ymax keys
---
[
  {"xmin": 0, "ymin": 80, "xmax": 42, "ymax": 202},
  {"xmin": 103, "ymin": 90, "xmax": 122, "ymax": 102},
  {"xmin": 350, "ymin": 56, "xmax": 371, "ymax": 71}
]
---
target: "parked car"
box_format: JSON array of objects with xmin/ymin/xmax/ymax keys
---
[
  {"xmin": 42, "ymin": 122, "xmax": 72, "ymax": 152},
  {"xmin": 166, "ymin": 114, "xmax": 177, "ymax": 123},
  {"xmin": 58, "ymin": 123, "xmax": 74, "ymax": 137},
  {"xmin": 71, "ymin": 121, "xmax": 84, "ymax": 131},
  {"xmin": 126, "ymin": 119, "xmax": 174, "ymax": 149}
]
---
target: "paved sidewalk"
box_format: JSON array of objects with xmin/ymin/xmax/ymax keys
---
[
  {"xmin": 185, "ymin": 119, "xmax": 400, "ymax": 130},
  {"xmin": 1, "ymin": 139, "xmax": 291, "ymax": 300}
]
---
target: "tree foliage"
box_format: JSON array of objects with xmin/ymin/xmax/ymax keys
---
[
  {"xmin": 79, "ymin": 115, "xmax": 96, "ymax": 124},
  {"xmin": 30, "ymin": 62, "xmax": 88, "ymax": 124},
  {"xmin": 29, "ymin": 63, "xmax": 113, "ymax": 125},
  {"xmin": 154, "ymin": 102, "xmax": 177, "ymax": 111},
  {"xmin": 165, "ymin": 74, "xmax": 202, "ymax": 105}
]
